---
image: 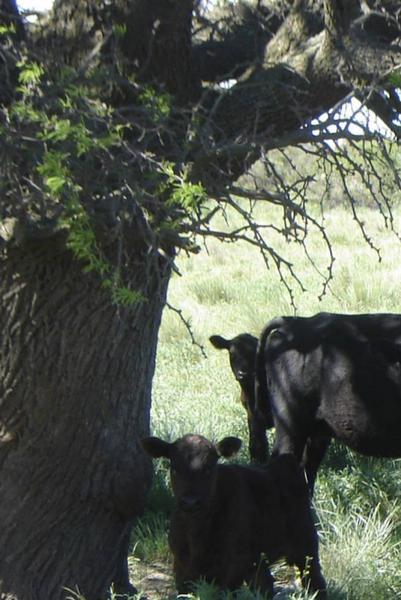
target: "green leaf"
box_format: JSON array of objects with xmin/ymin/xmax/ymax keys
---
[
  {"xmin": 11, "ymin": 102, "xmax": 43, "ymax": 122},
  {"xmin": 41, "ymin": 119, "xmax": 72, "ymax": 142},
  {"xmin": 113, "ymin": 24, "xmax": 127, "ymax": 38},
  {"xmin": 139, "ymin": 86, "xmax": 171, "ymax": 122},
  {"xmin": 17, "ymin": 62, "xmax": 44, "ymax": 85},
  {"xmin": 111, "ymin": 285, "xmax": 146, "ymax": 306},
  {"xmin": 0, "ymin": 24, "xmax": 16, "ymax": 35},
  {"xmin": 387, "ymin": 73, "xmax": 401, "ymax": 87},
  {"xmin": 45, "ymin": 176, "xmax": 67, "ymax": 194}
]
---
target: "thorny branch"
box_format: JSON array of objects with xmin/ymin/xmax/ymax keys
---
[{"xmin": 166, "ymin": 302, "xmax": 207, "ymax": 357}]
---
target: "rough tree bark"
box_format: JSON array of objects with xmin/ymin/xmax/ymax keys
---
[
  {"xmin": 0, "ymin": 0, "xmax": 400, "ymax": 598},
  {"xmin": 0, "ymin": 231, "xmax": 171, "ymax": 599}
]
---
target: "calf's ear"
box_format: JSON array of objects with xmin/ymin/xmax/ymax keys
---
[
  {"xmin": 216, "ymin": 436, "xmax": 242, "ymax": 458},
  {"xmin": 209, "ymin": 335, "xmax": 231, "ymax": 350},
  {"xmin": 141, "ymin": 437, "xmax": 172, "ymax": 459}
]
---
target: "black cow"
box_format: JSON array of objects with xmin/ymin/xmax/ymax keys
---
[
  {"xmin": 255, "ymin": 312, "xmax": 401, "ymax": 493},
  {"xmin": 209, "ymin": 334, "xmax": 271, "ymax": 462},
  {"xmin": 142, "ymin": 433, "xmax": 327, "ymax": 598}
]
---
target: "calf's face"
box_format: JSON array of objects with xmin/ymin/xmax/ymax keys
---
[
  {"xmin": 209, "ymin": 334, "xmax": 258, "ymax": 386},
  {"xmin": 142, "ymin": 434, "xmax": 241, "ymax": 514}
]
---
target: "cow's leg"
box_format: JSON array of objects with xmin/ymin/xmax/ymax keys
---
[
  {"xmin": 291, "ymin": 511, "xmax": 327, "ymax": 599},
  {"xmin": 270, "ymin": 420, "xmax": 307, "ymax": 464},
  {"xmin": 250, "ymin": 557, "xmax": 274, "ymax": 596},
  {"xmin": 302, "ymin": 436, "xmax": 331, "ymax": 496},
  {"xmin": 297, "ymin": 555, "xmax": 327, "ymax": 600},
  {"xmin": 249, "ymin": 411, "xmax": 269, "ymax": 463},
  {"xmin": 173, "ymin": 558, "xmax": 195, "ymax": 595}
]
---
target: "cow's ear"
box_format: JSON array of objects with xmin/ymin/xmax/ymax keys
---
[
  {"xmin": 216, "ymin": 436, "xmax": 242, "ymax": 458},
  {"xmin": 141, "ymin": 437, "xmax": 172, "ymax": 459},
  {"xmin": 209, "ymin": 335, "xmax": 231, "ymax": 350}
]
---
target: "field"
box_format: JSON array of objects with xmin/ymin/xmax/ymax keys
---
[{"xmin": 129, "ymin": 201, "xmax": 401, "ymax": 599}]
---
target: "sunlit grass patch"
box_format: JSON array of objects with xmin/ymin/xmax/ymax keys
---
[{"xmin": 319, "ymin": 506, "xmax": 401, "ymax": 599}]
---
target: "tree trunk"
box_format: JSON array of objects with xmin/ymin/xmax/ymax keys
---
[{"xmin": 0, "ymin": 234, "xmax": 172, "ymax": 600}]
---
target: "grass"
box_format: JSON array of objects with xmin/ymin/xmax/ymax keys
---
[
  {"xmin": 129, "ymin": 201, "xmax": 401, "ymax": 599},
  {"xmin": 320, "ymin": 506, "xmax": 401, "ymax": 599}
]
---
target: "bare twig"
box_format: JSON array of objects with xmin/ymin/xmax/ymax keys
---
[{"xmin": 166, "ymin": 302, "xmax": 207, "ymax": 358}]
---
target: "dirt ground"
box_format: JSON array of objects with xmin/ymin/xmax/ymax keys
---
[
  {"xmin": 130, "ymin": 559, "xmax": 175, "ymax": 599},
  {"xmin": 129, "ymin": 558, "xmax": 299, "ymax": 599}
]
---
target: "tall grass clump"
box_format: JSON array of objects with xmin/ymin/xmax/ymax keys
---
[
  {"xmin": 132, "ymin": 512, "xmax": 171, "ymax": 563},
  {"xmin": 319, "ymin": 506, "xmax": 401, "ymax": 599}
]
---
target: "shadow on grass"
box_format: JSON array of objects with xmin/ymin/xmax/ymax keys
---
[{"xmin": 324, "ymin": 583, "xmax": 348, "ymax": 600}]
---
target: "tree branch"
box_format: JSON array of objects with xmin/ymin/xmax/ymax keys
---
[
  {"xmin": 192, "ymin": 1, "xmax": 282, "ymax": 82},
  {"xmin": 356, "ymin": 89, "xmax": 401, "ymax": 139},
  {"xmin": 0, "ymin": 0, "xmax": 25, "ymax": 41}
]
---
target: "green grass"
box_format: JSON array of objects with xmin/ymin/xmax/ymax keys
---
[
  {"xmin": 131, "ymin": 201, "xmax": 401, "ymax": 599},
  {"xmin": 319, "ymin": 506, "xmax": 401, "ymax": 599}
]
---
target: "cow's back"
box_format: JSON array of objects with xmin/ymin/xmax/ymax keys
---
[
  {"xmin": 260, "ymin": 312, "xmax": 401, "ymax": 355},
  {"xmin": 258, "ymin": 312, "xmax": 401, "ymax": 458}
]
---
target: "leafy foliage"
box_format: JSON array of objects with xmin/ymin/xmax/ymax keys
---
[
  {"xmin": 139, "ymin": 86, "xmax": 172, "ymax": 123},
  {"xmin": 1, "ymin": 58, "xmax": 207, "ymax": 304},
  {"xmin": 2, "ymin": 3, "xmax": 401, "ymax": 310}
]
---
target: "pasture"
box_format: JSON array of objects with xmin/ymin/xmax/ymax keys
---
[{"xmin": 130, "ymin": 201, "xmax": 401, "ymax": 599}]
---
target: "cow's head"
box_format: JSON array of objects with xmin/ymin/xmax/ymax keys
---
[
  {"xmin": 142, "ymin": 434, "xmax": 242, "ymax": 514},
  {"xmin": 209, "ymin": 333, "xmax": 258, "ymax": 388}
]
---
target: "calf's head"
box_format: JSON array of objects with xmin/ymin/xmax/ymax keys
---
[
  {"xmin": 142, "ymin": 434, "xmax": 241, "ymax": 514},
  {"xmin": 209, "ymin": 333, "xmax": 258, "ymax": 387}
]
